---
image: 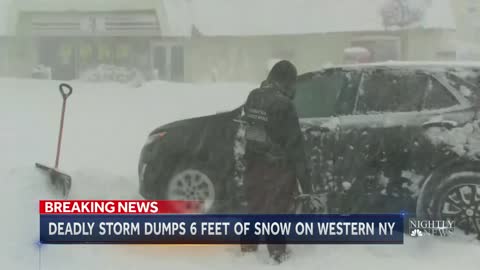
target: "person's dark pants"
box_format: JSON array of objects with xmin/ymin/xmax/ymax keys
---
[{"xmin": 240, "ymin": 156, "xmax": 296, "ymax": 257}]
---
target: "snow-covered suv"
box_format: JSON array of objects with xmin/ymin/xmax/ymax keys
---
[{"xmin": 139, "ymin": 62, "xmax": 480, "ymax": 238}]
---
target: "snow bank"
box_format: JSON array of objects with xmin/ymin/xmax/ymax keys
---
[
  {"xmin": 78, "ymin": 64, "xmax": 146, "ymax": 87},
  {"xmin": 1, "ymin": 78, "xmax": 479, "ymax": 269}
]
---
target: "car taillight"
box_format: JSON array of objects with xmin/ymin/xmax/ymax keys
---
[{"xmin": 146, "ymin": 131, "xmax": 167, "ymax": 145}]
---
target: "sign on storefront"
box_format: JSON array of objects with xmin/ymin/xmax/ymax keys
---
[{"xmin": 28, "ymin": 11, "xmax": 159, "ymax": 36}]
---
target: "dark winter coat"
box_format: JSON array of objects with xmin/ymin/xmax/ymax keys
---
[{"xmin": 243, "ymin": 81, "xmax": 312, "ymax": 194}]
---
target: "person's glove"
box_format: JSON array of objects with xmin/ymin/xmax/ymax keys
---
[{"xmin": 295, "ymin": 193, "xmax": 326, "ymax": 214}]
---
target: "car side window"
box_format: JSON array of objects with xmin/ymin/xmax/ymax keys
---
[
  {"xmin": 294, "ymin": 70, "xmax": 348, "ymax": 118},
  {"xmin": 423, "ymin": 77, "xmax": 460, "ymax": 110},
  {"xmin": 355, "ymin": 69, "xmax": 427, "ymax": 114},
  {"xmin": 334, "ymin": 70, "xmax": 361, "ymax": 116}
]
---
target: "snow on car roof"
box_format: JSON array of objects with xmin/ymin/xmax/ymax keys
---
[{"xmin": 327, "ymin": 61, "xmax": 480, "ymax": 70}]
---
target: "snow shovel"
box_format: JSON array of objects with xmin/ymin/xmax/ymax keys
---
[{"xmin": 35, "ymin": 83, "xmax": 73, "ymax": 198}]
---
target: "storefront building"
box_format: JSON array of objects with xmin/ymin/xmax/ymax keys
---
[
  {"xmin": 17, "ymin": 9, "xmax": 185, "ymax": 81},
  {"xmin": 12, "ymin": 0, "xmax": 457, "ymax": 83}
]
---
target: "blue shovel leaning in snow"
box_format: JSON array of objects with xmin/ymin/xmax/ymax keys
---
[{"xmin": 35, "ymin": 83, "xmax": 73, "ymax": 198}]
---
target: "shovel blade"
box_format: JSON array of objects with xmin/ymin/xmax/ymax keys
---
[{"xmin": 35, "ymin": 163, "xmax": 72, "ymax": 198}]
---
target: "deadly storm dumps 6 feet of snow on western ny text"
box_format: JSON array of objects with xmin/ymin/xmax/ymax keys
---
[{"xmin": 2, "ymin": 0, "xmax": 480, "ymax": 269}]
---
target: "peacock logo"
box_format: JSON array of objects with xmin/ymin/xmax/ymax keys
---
[{"xmin": 410, "ymin": 229, "xmax": 423, "ymax": 237}]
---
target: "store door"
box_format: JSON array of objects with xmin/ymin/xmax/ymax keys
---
[{"xmin": 152, "ymin": 44, "xmax": 184, "ymax": 82}]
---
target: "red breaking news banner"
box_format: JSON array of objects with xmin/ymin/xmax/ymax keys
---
[{"xmin": 39, "ymin": 200, "xmax": 202, "ymax": 214}]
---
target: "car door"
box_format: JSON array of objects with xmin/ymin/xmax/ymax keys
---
[
  {"xmin": 294, "ymin": 68, "xmax": 361, "ymax": 200},
  {"xmin": 405, "ymin": 72, "xmax": 476, "ymax": 177},
  {"xmin": 336, "ymin": 68, "xmax": 432, "ymax": 213}
]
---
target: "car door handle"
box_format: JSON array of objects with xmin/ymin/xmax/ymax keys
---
[{"xmin": 421, "ymin": 120, "xmax": 458, "ymax": 129}]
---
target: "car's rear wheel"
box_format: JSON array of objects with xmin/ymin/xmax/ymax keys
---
[
  {"xmin": 165, "ymin": 165, "xmax": 222, "ymax": 213},
  {"xmin": 431, "ymin": 173, "xmax": 480, "ymax": 239}
]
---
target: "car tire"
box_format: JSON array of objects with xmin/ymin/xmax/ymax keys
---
[
  {"xmin": 430, "ymin": 172, "xmax": 480, "ymax": 239},
  {"xmin": 164, "ymin": 163, "xmax": 224, "ymax": 214}
]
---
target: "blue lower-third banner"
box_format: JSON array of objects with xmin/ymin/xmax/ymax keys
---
[{"xmin": 40, "ymin": 214, "xmax": 405, "ymax": 244}]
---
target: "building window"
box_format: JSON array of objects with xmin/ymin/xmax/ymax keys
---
[
  {"xmin": 171, "ymin": 46, "xmax": 184, "ymax": 82},
  {"xmin": 0, "ymin": 41, "xmax": 7, "ymax": 75},
  {"xmin": 77, "ymin": 40, "xmax": 142, "ymax": 75},
  {"xmin": 153, "ymin": 46, "xmax": 167, "ymax": 80}
]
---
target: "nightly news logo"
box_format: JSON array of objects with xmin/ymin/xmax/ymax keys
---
[{"xmin": 409, "ymin": 218, "xmax": 455, "ymax": 237}]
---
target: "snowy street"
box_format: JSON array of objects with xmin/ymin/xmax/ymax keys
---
[{"xmin": 1, "ymin": 78, "xmax": 479, "ymax": 269}]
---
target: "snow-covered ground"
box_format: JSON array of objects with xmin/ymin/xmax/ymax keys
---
[{"xmin": 1, "ymin": 78, "xmax": 479, "ymax": 269}]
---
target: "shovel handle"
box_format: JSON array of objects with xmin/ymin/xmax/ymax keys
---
[
  {"xmin": 59, "ymin": 83, "xmax": 73, "ymax": 100},
  {"xmin": 55, "ymin": 83, "xmax": 72, "ymax": 168}
]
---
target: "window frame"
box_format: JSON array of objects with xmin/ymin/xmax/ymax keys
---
[
  {"xmin": 296, "ymin": 67, "xmax": 471, "ymax": 120},
  {"xmin": 294, "ymin": 69, "xmax": 361, "ymax": 119},
  {"xmin": 421, "ymin": 73, "xmax": 462, "ymax": 111},
  {"xmin": 351, "ymin": 69, "xmax": 464, "ymax": 115},
  {"xmin": 332, "ymin": 69, "xmax": 362, "ymax": 116},
  {"xmin": 353, "ymin": 68, "xmax": 427, "ymax": 114}
]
